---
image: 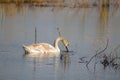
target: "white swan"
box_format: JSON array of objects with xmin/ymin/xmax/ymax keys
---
[{"xmin": 23, "ymin": 37, "xmax": 69, "ymax": 57}]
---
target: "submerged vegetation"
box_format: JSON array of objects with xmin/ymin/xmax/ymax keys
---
[
  {"xmin": 0, "ymin": 0, "xmax": 120, "ymax": 8},
  {"xmin": 79, "ymin": 39, "xmax": 120, "ymax": 71}
]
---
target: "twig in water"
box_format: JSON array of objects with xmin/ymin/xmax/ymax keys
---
[
  {"xmin": 57, "ymin": 27, "xmax": 62, "ymax": 37},
  {"xmin": 86, "ymin": 39, "xmax": 109, "ymax": 69},
  {"xmin": 78, "ymin": 56, "xmax": 88, "ymax": 63},
  {"xmin": 35, "ymin": 26, "xmax": 37, "ymax": 44}
]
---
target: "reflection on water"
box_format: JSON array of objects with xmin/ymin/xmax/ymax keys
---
[
  {"xmin": 0, "ymin": 4, "xmax": 120, "ymax": 80},
  {"xmin": 0, "ymin": 4, "xmax": 25, "ymax": 17},
  {"xmin": 93, "ymin": 7, "xmax": 109, "ymax": 50},
  {"xmin": 55, "ymin": 52, "xmax": 70, "ymax": 80},
  {"xmin": 23, "ymin": 51, "xmax": 70, "ymax": 80}
]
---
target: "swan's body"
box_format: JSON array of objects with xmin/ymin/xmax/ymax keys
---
[{"xmin": 23, "ymin": 37, "xmax": 69, "ymax": 57}]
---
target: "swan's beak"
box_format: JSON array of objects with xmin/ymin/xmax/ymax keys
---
[{"xmin": 65, "ymin": 46, "xmax": 69, "ymax": 52}]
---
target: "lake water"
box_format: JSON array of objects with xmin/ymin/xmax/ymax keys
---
[{"xmin": 0, "ymin": 4, "xmax": 120, "ymax": 80}]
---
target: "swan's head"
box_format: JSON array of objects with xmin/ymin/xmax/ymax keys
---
[{"xmin": 62, "ymin": 38, "xmax": 69, "ymax": 52}]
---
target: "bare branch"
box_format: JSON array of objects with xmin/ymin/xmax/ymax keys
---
[{"xmin": 86, "ymin": 39, "xmax": 109, "ymax": 68}]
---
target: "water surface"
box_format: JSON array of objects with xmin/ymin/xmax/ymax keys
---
[{"xmin": 0, "ymin": 4, "xmax": 120, "ymax": 80}]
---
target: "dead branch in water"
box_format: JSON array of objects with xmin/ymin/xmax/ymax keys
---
[{"xmin": 86, "ymin": 39, "xmax": 109, "ymax": 69}]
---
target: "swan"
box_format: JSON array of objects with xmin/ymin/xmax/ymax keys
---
[{"xmin": 23, "ymin": 37, "xmax": 69, "ymax": 57}]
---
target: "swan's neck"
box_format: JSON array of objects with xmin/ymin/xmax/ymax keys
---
[{"xmin": 54, "ymin": 37, "xmax": 63, "ymax": 52}]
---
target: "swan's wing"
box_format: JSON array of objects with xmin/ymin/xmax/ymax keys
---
[
  {"xmin": 28, "ymin": 43, "xmax": 56, "ymax": 53},
  {"xmin": 24, "ymin": 43, "xmax": 60, "ymax": 57}
]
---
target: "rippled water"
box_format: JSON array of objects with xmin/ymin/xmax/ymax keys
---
[{"xmin": 0, "ymin": 4, "xmax": 120, "ymax": 80}]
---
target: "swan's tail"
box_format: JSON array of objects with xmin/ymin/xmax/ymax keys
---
[
  {"xmin": 22, "ymin": 44, "xmax": 30, "ymax": 54},
  {"xmin": 23, "ymin": 44, "xmax": 26, "ymax": 48}
]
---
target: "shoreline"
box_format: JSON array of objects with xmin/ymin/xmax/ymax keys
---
[{"xmin": 0, "ymin": 1, "xmax": 119, "ymax": 8}]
